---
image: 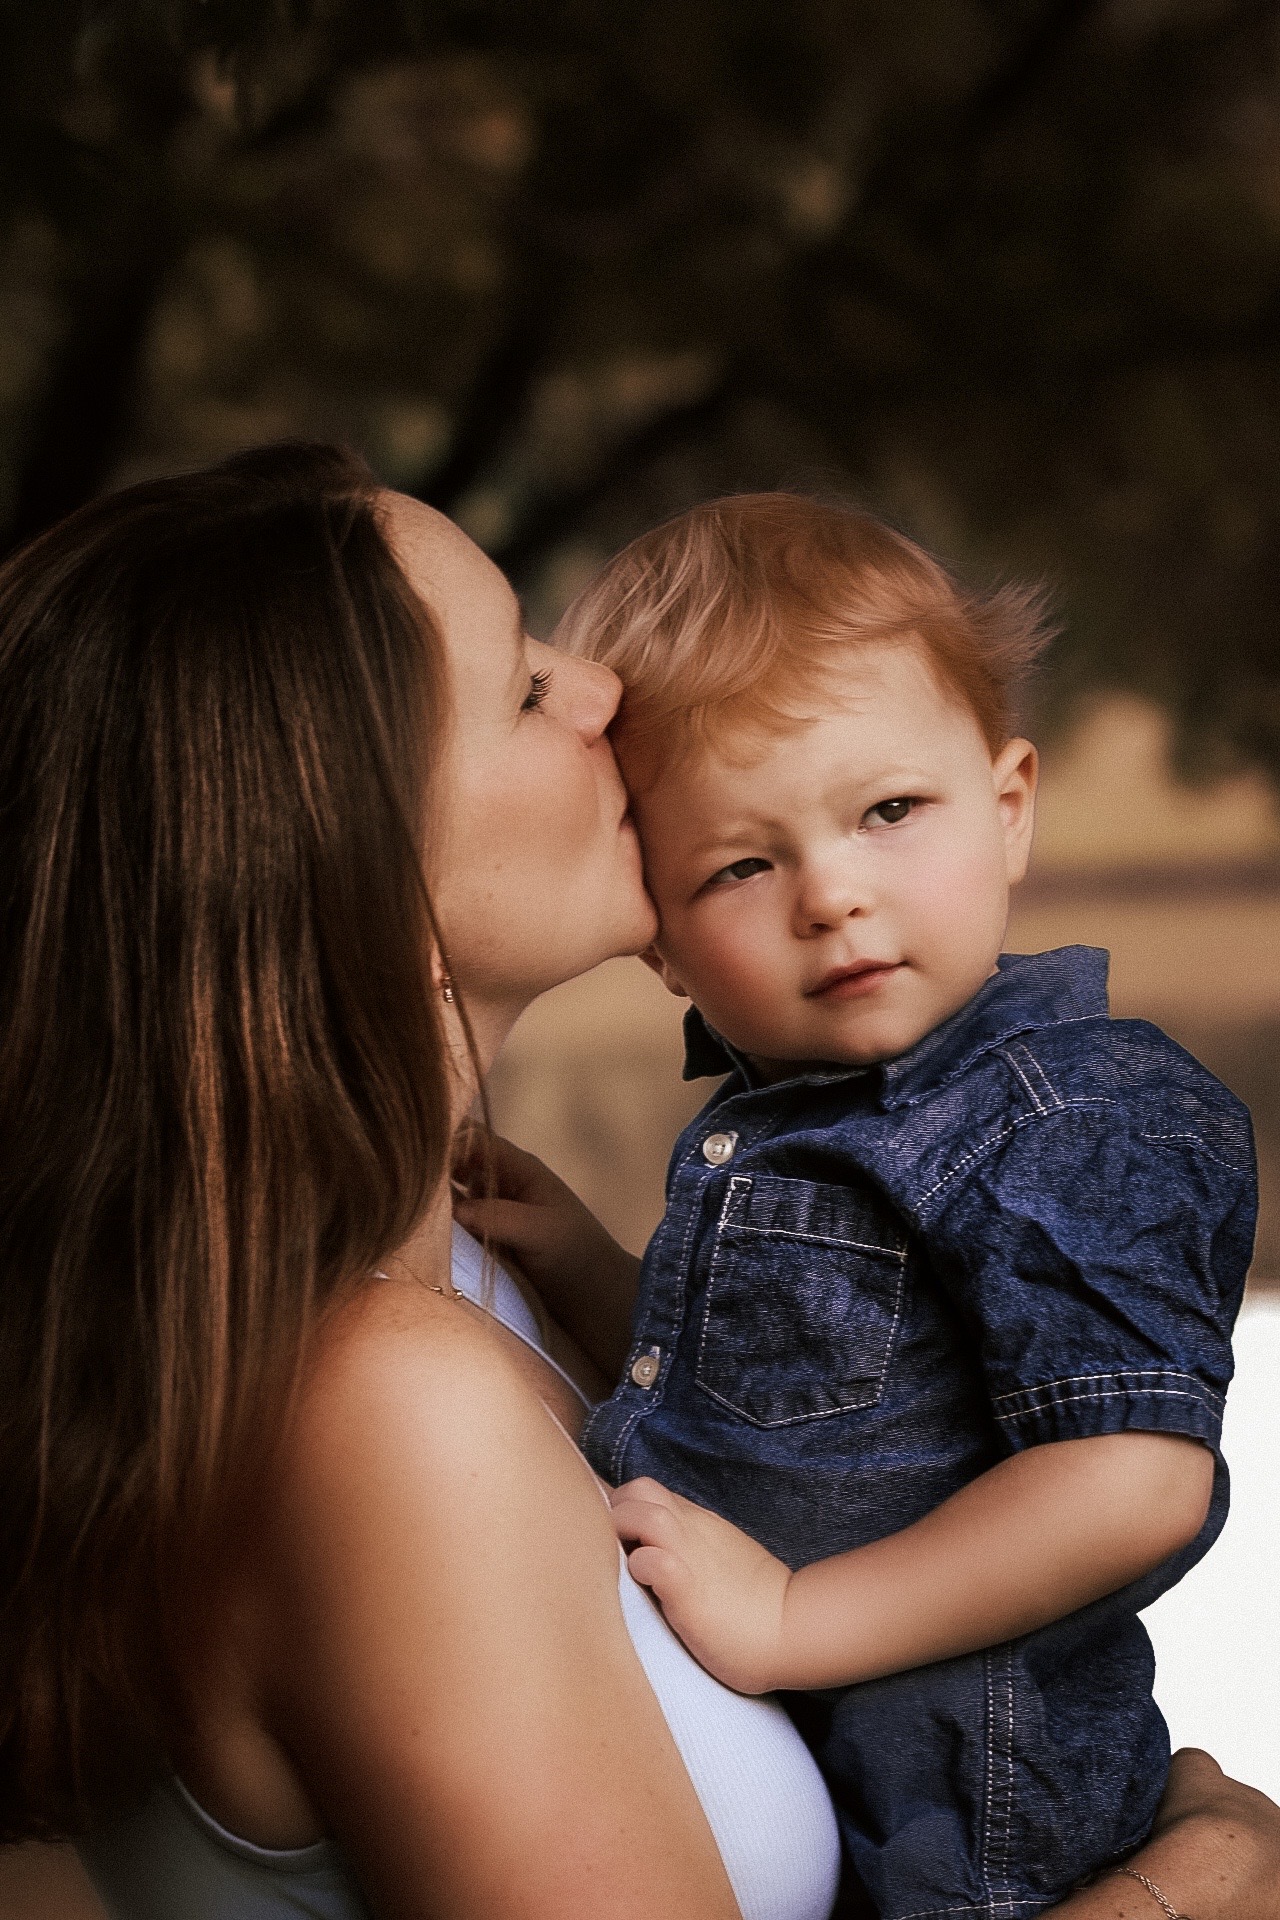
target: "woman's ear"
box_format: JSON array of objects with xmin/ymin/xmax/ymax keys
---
[
  {"xmin": 992, "ymin": 738, "xmax": 1039, "ymax": 886},
  {"xmin": 639, "ymin": 946, "xmax": 690, "ymax": 999}
]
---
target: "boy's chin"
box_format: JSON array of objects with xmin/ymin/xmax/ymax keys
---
[
  {"xmin": 747, "ymin": 1023, "xmax": 923, "ymax": 1078},
  {"xmin": 807, "ymin": 1010, "xmax": 941, "ymax": 1070}
]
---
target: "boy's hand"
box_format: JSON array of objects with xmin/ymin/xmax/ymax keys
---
[
  {"xmin": 452, "ymin": 1127, "xmax": 610, "ymax": 1292},
  {"xmin": 452, "ymin": 1128, "xmax": 641, "ymax": 1376},
  {"xmin": 609, "ymin": 1478, "xmax": 792, "ymax": 1696}
]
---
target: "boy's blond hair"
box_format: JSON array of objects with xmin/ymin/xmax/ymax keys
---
[{"xmin": 554, "ymin": 493, "xmax": 1052, "ymax": 772}]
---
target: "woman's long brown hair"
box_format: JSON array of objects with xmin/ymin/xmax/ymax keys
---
[{"xmin": 0, "ymin": 444, "xmax": 454, "ymax": 1838}]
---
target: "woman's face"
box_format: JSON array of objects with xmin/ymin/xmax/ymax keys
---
[{"xmin": 384, "ymin": 494, "xmax": 656, "ymax": 1049}]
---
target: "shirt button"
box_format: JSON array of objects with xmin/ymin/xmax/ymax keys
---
[
  {"xmin": 701, "ymin": 1130, "xmax": 739, "ymax": 1166},
  {"xmin": 630, "ymin": 1346, "xmax": 662, "ymax": 1388}
]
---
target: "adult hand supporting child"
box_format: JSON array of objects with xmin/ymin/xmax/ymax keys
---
[{"xmin": 1054, "ymin": 1748, "xmax": 1280, "ymax": 1920}]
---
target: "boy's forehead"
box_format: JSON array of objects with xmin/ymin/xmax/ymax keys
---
[{"xmin": 630, "ymin": 649, "xmax": 977, "ymax": 803}]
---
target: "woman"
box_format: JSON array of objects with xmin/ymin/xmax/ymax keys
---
[{"xmin": 0, "ymin": 444, "xmax": 1275, "ymax": 1920}]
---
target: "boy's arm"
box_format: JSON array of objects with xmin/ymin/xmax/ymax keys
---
[
  {"xmin": 610, "ymin": 1429, "xmax": 1214, "ymax": 1695},
  {"xmin": 453, "ymin": 1129, "xmax": 641, "ymax": 1379}
]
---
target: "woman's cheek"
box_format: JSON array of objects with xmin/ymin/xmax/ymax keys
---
[{"xmin": 526, "ymin": 742, "xmax": 598, "ymax": 870}]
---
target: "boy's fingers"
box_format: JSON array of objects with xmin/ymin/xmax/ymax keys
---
[
  {"xmin": 625, "ymin": 1545, "xmax": 684, "ymax": 1595},
  {"xmin": 610, "ymin": 1497, "xmax": 683, "ymax": 1551},
  {"xmin": 452, "ymin": 1126, "xmax": 546, "ymax": 1198},
  {"xmin": 450, "ymin": 1122, "xmax": 492, "ymax": 1177},
  {"xmin": 453, "ymin": 1196, "xmax": 551, "ymax": 1246},
  {"xmin": 613, "ymin": 1476, "xmax": 679, "ymax": 1510}
]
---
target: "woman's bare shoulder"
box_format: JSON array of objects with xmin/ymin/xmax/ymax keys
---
[
  {"xmin": 236, "ymin": 1275, "xmax": 738, "ymax": 1919},
  {"xmin": 278, "ymin": 1275, "xmax": 597, "ymax": 1507},
  {"xmin": 168, "ymin": 1273, "xmax": 624, "ymax": 1863},
  {"xmin": 252, "ymin": 1272, "xmax": 620, "ymax": 1657}
]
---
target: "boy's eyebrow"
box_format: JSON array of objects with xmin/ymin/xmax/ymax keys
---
[
  {"xmin": 674, "ymin": 762, "xmax": 941, "ymax": 858},
  {"xmin": 683, "ymin": 821, "xmax": 779, "ymax": 858}
]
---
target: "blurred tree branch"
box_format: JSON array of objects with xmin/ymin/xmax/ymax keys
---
[{"xmin": 1, "ymin": 0, "xmax": 1279, "ymax": 780}]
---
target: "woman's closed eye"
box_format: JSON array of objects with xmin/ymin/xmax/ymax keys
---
[
  {"xmin": 703, "ymin": 856, "xmax": 773, "ymax": 890},
  {"xmin": 521, "ymin": 667, "xmax": 553, "ymax": 713}
]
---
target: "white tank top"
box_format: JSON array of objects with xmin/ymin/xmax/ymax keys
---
[{"xmin": 78, "ymin": 1230, "xmax": 840, "ymax": 1920}]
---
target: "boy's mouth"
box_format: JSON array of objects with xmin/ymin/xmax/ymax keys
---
[{"xmin": 806, "ymin": 960, "xmax": 903, "ymax": 1001}]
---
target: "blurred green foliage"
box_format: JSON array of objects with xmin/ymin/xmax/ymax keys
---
[{"xmin": 3, "ymin": 0, "xmax": 1280, "ymax": 783}]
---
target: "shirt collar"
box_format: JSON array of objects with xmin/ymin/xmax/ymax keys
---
[{"xmin": 681, "ymin": 946, "xmax": 1111, "ymax": 1102}]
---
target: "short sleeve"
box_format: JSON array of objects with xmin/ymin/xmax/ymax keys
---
[{"xmin": 921, "ymin": 1102, "xmax": 1256, "ymax": 1455}]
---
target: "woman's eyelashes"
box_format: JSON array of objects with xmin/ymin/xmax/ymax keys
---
[
  {"xmin": 521, "ymin": 666, "xmax": 553, "ymax": 713},
  {"xmin": 703, "ymin": 856, "xmax": 773, "ymax": 890}
]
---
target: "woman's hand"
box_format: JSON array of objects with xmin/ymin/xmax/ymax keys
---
[
  {"xmin": 452, "ymin": 1127, "xmax": 641, "ymax": 1376},
  {"xmin": 610, "ymin": 1477, "xmax": 792, "ymax": 1694},
  {"xmin": 1047, "ymin": 1748, "xmax": 1280, "ymax": 1919}
]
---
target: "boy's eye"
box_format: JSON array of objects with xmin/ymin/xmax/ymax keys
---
[
  {"xmin": 521, "ymin": 667, "xmax": 552, "ymax": 713},
  {"xmin": 704, "ymin": 857, "xmax": 772, "ymax": 889},
  {"xmin": 866, "ymin": 797, "xmax": 916, "ymax": 827}
]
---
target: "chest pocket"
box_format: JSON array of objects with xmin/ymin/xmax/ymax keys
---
[{"xmin": 695, "ymin": 1172, "xmax": 908, "ymax": 1427}]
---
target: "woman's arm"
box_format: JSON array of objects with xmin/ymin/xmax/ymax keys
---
[
  {"xmin": 1047, "ymin": 1749, "xmax": 1280, "ymax": 1920},
  {"xmin": 254, "ymin": 1283, "xmax": 739, "ymax": 1920}
]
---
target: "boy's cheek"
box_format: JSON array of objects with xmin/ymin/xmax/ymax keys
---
[{"xmin": 668, "ymin": 933, "xmax": 785, "ymax": 1039}]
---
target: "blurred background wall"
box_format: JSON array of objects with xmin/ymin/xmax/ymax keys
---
[{"xmin": 1, "ymin": 0, "xmax": 1277, "ymax": 1280}]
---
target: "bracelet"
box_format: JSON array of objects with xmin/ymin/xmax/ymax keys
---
[{"xmin": 1110, "ymin": 1867, "xmax": 1194, "ymax": 1920}]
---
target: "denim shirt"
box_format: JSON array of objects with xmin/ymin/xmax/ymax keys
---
[{"xmin": 582, "ymin": 948, "xmax": 1257, "ymax": 1915}]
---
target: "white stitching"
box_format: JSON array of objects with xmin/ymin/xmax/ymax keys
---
[
  {"xmin": 918, "ymin": 1117, "xmax": 1029, "ymax": 1212},
  {"xmin": 994, "ymin": 1386, "xmax": 1218, "ymax": 1422},
  {"xmin": 730, "ymin": 1223, "xmax": 907, "ymax": 1260},
  {"xmin": 1139, "ymin": 1129, "xmax": 1250, "ymax": 1174},
  {"xmin": 883, "ymin": 1005, "xmax": 1111, "ymax": 1109},
  {"xmin": 727, "ymin": 1173, "xmax": 910, "ymax": 1258},
  {"xmin": 694, "ymin": 1251, "xmax": 906, "ymax": 1426},
  {"xmin": 695, "ymin": 1175, "xmax": 908, "ymax": 1425},
  {"xmin": 1027, "ymin": 1047, "xmax": 1061, "ymax": 1108},
  {"xmin": 978, "ymin": 1646, "xmax": 1015, "ymax": 1912},
  {"xmin": 1001, "ymin": 1651, "xmax": 1015, "ymax": 1897},
  {"xmin": 991, "ymin": 1368, "xmax": 1222, "ymax": 1409},
  {"xmin": 1001, "ymin": 1047, "xmax": 1046, "ymax": 1113},
  {"xmin": 1002, "ymin": 1041, "xmax": 1063, "ymax": 1114},
  {"xmin": 915, "ymin": 1100, "xmax": 1122, "ymax": 1213},
  {"xmin": 893, "ymin": 1906, "xmax": 1042, "ymax": 1918}
]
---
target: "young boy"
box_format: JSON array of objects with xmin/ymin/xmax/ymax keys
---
[{"xmin": 461, "ymin": 495, "xmax": 1256, "ymax": 1919}]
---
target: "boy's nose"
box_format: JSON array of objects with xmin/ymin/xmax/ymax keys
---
[{"xmin": 793, "ymin": 858, "xmax": 873, "ymax": 935}]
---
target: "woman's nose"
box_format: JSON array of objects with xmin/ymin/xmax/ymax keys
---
[{"xmin": 562, "ymin": 653, "xmax": 623, "ymax": 744}]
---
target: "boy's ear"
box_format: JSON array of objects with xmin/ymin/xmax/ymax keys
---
[
  {"xmin": 639, "ymin": 945, "xmax": 690, "ymax": 999},
  {"xmin": 993, "ymin": 737, "xmax": 1039, "ymax": 886}
]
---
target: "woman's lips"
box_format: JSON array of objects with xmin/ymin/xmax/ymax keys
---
[{"xmin": 807, "ymin": 960, "xmax": 903, "ymax": 1000}]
